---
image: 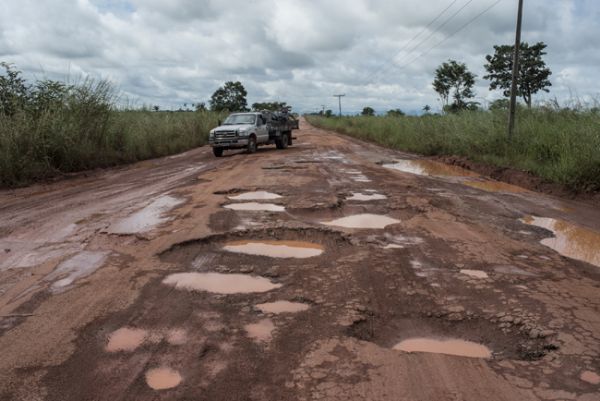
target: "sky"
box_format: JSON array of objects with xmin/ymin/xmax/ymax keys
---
[{"xmin": 1, "ymin": 0, "xmax": 598, "ymax": 114}]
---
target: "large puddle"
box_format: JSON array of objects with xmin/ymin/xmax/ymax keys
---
[
  {"xmin": 163, "ymin": 272, "xmax": 282, "ymax": 294},
  {"xmin": 45, "ymin": 251, "xmax": 110, "ymax": 291},
  {"xmin": 383, "ymin": 159, "xmax": 478, "ymax": 177},
  {"xmin": 223, "ymin": 240, "xmax": 324, "ymax": 259},
  {"xmin": 521, "ymin": 216, "xmax": 600, "ymax": 268},
  {"xmin": 223, "ymin": 202, "xmax": 285, "ymax": 212},
  {"xmin": 145, "ymin": 367, "xmax": 182, "ymax": 390},
  {"xmin": 110, "ymin": 195, "xmax": 183, "ymax": 234},
  {"xmin": 106, "ymin": 327, "xmax": 147, "ymax": 352},
  {"xmin": 463, "ymin": 180, "xmax": 528, "ymax": 193},
  {"xmin": 460, "ymin": 269, "xmax": 489, "ymax": 279},
  {"xmin": 244, "ymin": 318, "xmax": 275, "ymax": 342},
  {"xmin": 393, "ymin": 338, "xmax": 492, "ymax": 359},
  {"xmin": 580, "ymin": 370, "xmax": 600, "ymax": 385},
  {"xmin": 322, "ymin": 214, "xmax": 400, "ymax": 229},
  {"xmin": 347, "ymin": 192, "xmax": 387, "ymax": 201},
  {"xmin": 256, "ymin": 301, "xmax": 310, "ymax": 314},
  {"xmin": 228, "ymin": 191, "xmax": 282, "ymax": 201}
]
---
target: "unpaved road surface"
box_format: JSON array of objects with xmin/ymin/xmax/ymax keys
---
[{"xmin": 1, "ymin": 119, "xmax": 600, "ymax": 401}]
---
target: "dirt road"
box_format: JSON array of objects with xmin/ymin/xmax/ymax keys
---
[{"xmin": 1, "ymin": 119, "xmax": 599, "ymax": 401}]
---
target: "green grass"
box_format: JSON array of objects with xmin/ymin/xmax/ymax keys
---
[{"xmin": 306, "ymin": 110, "xmax": 600, "ymax": 192}]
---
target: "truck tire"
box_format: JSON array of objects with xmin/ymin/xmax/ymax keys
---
[
  {"xmin": 247, "ymin": 136, "xmax": 257, "ymax": 154},
  {"xmin": 287, "ymin": 131, "xmax": 293, "ymax": 146},
  {"xmin": 213, "ymin": 147, "xmax": 224, "ymax": 157},
  {"xmin": 276, "ymin": 133, "xmax": 289, "ymax": 149}
]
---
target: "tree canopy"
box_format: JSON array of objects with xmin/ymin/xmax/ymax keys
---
[
  {"xmin": 432, "ymin": 60, "xmax": 476, "ymax": 112},
  {"xmin": 209, "ymin": 81, "xmax": 248, "ymax": 112},
  {"xmin": 484, "ymin": 42, "xmax": 552, "ymax": 108},
  {"xmin": 387, "ymin": 109, "xmax": 405, "ymax": 117},
  {"xmin": 361, "ymin": 106, "xmax": 375, "ymax": 116}
]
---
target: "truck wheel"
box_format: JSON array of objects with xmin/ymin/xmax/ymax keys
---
[
  {"xmin": 276, "ymin": 133, "xmax": 289, "ymax": 149},
  {"xmin": 247, "ymin": 136, "xmax": 257, "ymax": 154},
  {"xmin": 287, "ymin": 131, "xmax": 293, "ymax": 146},
  {"xmin": 213, "ymin": 147, "xmax": 224, "ymax": 157}
]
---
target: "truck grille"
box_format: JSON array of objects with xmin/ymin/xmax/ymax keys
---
[{"xmin": 215, "ymin": 131, "xmax": 237, "ymax": 138}]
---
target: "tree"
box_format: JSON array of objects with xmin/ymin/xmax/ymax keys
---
[
  {"xmin": 195, "ymin": 102, "xmax": 206, "ymax": 111},
  {"xmin": 484, "ymin": 42, "xmax": 552, "ymax": 108},
  {"xmin": 489, "ymin": 98, "xmax": 509, "ymax": 111},
  {"xmin": 0, "ymin": 62, "xmax": 28, "ymax": 116},
  {"xmin": 422, "ymin": 105, "xmax": 431, "ymax": 113},
  {"xmin": 153, "ymin": 105, "xmax": 160, "ymax": 112},
  {"xmin": 387, "ymin": 108, "xmax": 405, "ymax": 117},
  {"xmin": 361, "ymin": 106, "xmax": 375, "ymax": 116},
  {"xmin": 432, "ymin": 60, "xmax": 476, "ymax": 112},
  {"xmin": 252, "ymin": 101, "xmax": 288, "ymax": 111},
  {"xmin": 324, "ymin": 109, "xmax": 333, "ymax": 117},
  {"xmin": 209, "ymin": 81, "xmax": 248, "ymax": 112}
]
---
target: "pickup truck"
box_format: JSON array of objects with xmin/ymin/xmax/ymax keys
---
[{"xmin": 208, "ymin": 111, "xmax": 299, "ymax": 157}]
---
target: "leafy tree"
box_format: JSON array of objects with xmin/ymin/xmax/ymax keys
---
[
  {"xmin": 195, "ymin": 102, "xmax": 206, "ymax": 111},
  {"xmin": 489, "ymin": 98, "xmax": 509, "ymax": 111},
  {"xmin": 361, "ymin": 106, "xmax": 375, "ymax": 116},
  {"xmin": 387, "ymin": 108, "xmax": 405, "ymax": 117},
  {"xmin": 324, "ymin": 109, "xmax": 333, "ymax": 117},
  {"xmin": 484, "ymin": 42, "xmax": 552, "ymax": 108},
  {"xmin": 422, "ymin": 105, "xmax": 431, "ymax": 113},
  {"xmin": 209, "ymin": 81, "xmax": 248, "ymax": 112},
  {"xmin": 153, "ymin": 105, "xmax": 160, "ymax": 112},
  {"xmin": 252, "ymin": 101, "xmax": 288, "ymax": 111},
  {"xmin": 432, "ymin": 60, "xmax": 476, "ymax": 112},
  {"xmin": 0, "ymin": 62, "xmax": 28, "ymax": 116}
]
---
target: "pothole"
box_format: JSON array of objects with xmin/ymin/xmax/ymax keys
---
[
  {"xmin": 463, "ymin": 180, "xmax": 528, "ymax": 193},
  {"xmin": 244, "ymin": 318, "xmax": 275, "ymax": 342},
  {"xmin": 383, "ymin": 159, "xmax": 478, "ymax": 177},
  {"xmin": 459, "ymin": 269, "xmax": 489, "ymax": 279},
  {"xmin": 109, "ymin": 195, "xmax": 184, "ymax": 234},
  {"xmin": 347, "ymin": 192, "xmax": 387, "ymax": 201},
  {"xmin": 521, "ymin": 216, "xmax": 600, "ymax": 268},
  {"xmin": 580, "ymin": 370, "xmax": 600, "ymax": 385},
  {"xmin": 105, "ymin": 327, "xmax": 147, "ymax": 352},
  {"xmin": 228, "ymin": 191, "xmax": 282, "ymax": 201},
  {"xmin": 321, "ymin": 214, "xmax": 400, "ymax": 229},
  {"xmin": 223, "ymin": 202, "xmax": 285, "ymax": 212},
  {"xmin": 256, "ymin": 301, "xmax": 310, "ymax": 314},
  {"xmin": 393, "ymin": 338, "xmax": 492, "ymax": 359},
  {"xmin": 223, "ymin": 240, "xmax": 324, "ymax": 258},
  {"xmin": 163, "ymin": 272, "xmax": 282, "ymax": 294},
  {"xmin": 145, "ymin": 367, "xmax": 182, "ymax": 390}
]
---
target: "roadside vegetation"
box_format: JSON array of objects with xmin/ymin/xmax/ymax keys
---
[
  {"xmin": 306, "ymin": 106, "xmax": 600, "ymax": 193},
  {"xmin": 0, "ymin": 63, "xmax": 223, "ymax": 187}
]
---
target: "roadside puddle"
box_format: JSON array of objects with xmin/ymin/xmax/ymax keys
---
[
  {"xmin": 322, "ymin": 214, "xmax": 400, "ymax": 229},
  {"xmin": 244, "ymin": 318, "xmax": 275, "ymax": 342},
  {"xmin": 46, "ymin": 251, "xmax": 110, "ymax": 291},
  {"xmin": 163, "ymin": 272, "xmax": 282, "ymax": 294},
  {"xmin": 109, "ymin": 195, "xmax": 183, "ymax": 234},
  {"xmin": 166, "ymin": 329, "xmax": 187, "ymax": 345},
  {"xmin": 223, "ymin": 240, "xmax": 324, "ymax": 258},
  {"xmin": 460, "ymin": 269, "xmax": 489, "ymax": 279},
  {"xmin": 223, "ymin": 202, "xmax": 285, "ymax": 212},
  {"xmin": 106, "ymin": 327, "xmax": 148, "ymax": 352},
  {"xmin": 383, "ymin": 159, "xmax": 478, "ymax": 177},
  {"xmin": 521, "ymin": 216, "xmax": 600, "ymax": 268},
  {"xmin": 580, "ymin": 370, "xmax": 600, "ymax": 385},
  {"xmin": 228, "ymin": 191, "xmax": 282, "ymax": 200},
  {"xmin": 347, "ymin": 192, "xmax": 387, "ymax": 201},
  {"xmin": 145, "ymin": 367, "xmax": 182, "ymax": 390},
  {"xmin": 256, "ymin": 301, "xmax": 310, "ymax": 314},
  {"xmin": 393, "ymin": 338, "xmax": 492, "ymax": 359},
  {"xmin": 463, "ymin": 179, "xmax": 528, "ymax": 193}
]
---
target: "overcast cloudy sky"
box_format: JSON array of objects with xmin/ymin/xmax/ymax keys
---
[{"xmin": 1, "ymin": 0, "xmax": 598, "ymax": 113}]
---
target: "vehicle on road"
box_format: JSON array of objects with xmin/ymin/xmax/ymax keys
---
[{"xmin": 208, "ymin": 110, "xmax": 299, "ymax": 157}]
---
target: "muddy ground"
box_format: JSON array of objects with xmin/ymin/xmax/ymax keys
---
[{"xmin": 1, "ymin": 119, "xmax": 599, "ymax": 401}]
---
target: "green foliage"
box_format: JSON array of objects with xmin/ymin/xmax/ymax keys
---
[
  {"xmin": 433, "ymin": 60, "xmax": 476, "ymax": 111},
  {"xmin": 324, "ymin": 109, "xmax": 333, "ymax": 117},
  {"xmin": 361, "ymin": 106, "xmax": 375, "ymax": 116},
  {"xmin": 484, "ymin": 42, "xmax": 552, "ymax": 108},
  {"xmin": 307, "ymin": 109, "xmax": 600, "ymax": 192},
  {"xmin": 209, "ymin": 81, "xmax": 248, "ymax": 112},
  {"xmin": 252, "ymin": 101, "xmax": 288, "ymax": 111},
  {"xmin": 422, "ymin": 105, "xmax": 431, "ymax": 113},
  {"xmin": 195, "ymin": 102, "xmax": 207, "ymax": 111},
  {"xmin": 387, "ymin": 109, "xmax": 405, "ymax": 117}
]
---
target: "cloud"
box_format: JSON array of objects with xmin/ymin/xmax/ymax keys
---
[{"xmin": 1, "ymin": 0, "xmax": 599, "ymax": 113}]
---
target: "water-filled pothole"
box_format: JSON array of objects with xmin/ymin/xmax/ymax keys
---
[
  {"xmin": 460, "ymin": 269, "xmax": 489, "ymax": 279},
  {"xmin": 256, "ymin": 301, "xmax": 310, "ymax": 314},
  {"xmin": 244, "ymin": 318, "xmax": 275, "ymax": 342},
  {"xmin": 223, "ymin": 202, "xmax": 285, "ymax": 212},
  {"xmin": 223, "ymin": 240, "xmax": 324, "ymax": 258},
  {"xmin": 393, "ymin": 337, "xmax": 492, "ymax": 359},
  {"xmin": 145, "ymin": 367, "xmax": 182, "ymax": 390},
  {"xmin": 322, "ymin": 214, "xmax": 400, "ymax": 229},
  {"xmin": 463, "ymin": 180, "xmax": 528, "ymax": 193},
  {"xmin": 109, "ymin": 195, "xmax": 184, "ymax": 234},
  {"xmin": 106, "ymin": 327, "xmax": 147, "ymax": 352},
  {"xmin": 228, "ymin": 191, "xmax": 282, "ymax": 200},
  {"xmin": 347, "ymin": 192, "xmax": 387, "ymax": 201},
  {"xmin": 163, "ymin": 272, "xmax": 282, "ymax": 294},
  {"xmin": 383, "ymin": 159, "xmax": 478, "ymax": 177},
  {"xmin": 521, "ymin": 216, "xmax": 600, "ymax": 268}
]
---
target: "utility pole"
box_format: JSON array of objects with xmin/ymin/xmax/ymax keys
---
[
  {"xmin": 333, "ymin": 94, "xmax": 345, "ymax": 117},
  {"xmin": 508, "ymin": 0, "xmax": 524, "ymax": 140},
  {"xmin": 321, "ymin": 105, "xmax": 326, "ymax": 115}
]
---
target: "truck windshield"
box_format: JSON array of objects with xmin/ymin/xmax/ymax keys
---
[{"xmin": 223, "ymin": 114, "xmax": 256, "ymax": 125}]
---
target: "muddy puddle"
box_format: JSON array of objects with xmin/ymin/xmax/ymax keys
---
[
  {"xmin": 347, "ymin": 192, "xmax": 387, "ymax": 201},
  {"xmin": 145, "ymin": 367, "xmax": 182, "ymax": 390},
  {"xmin": 45, "ymin": 251, "xmax": 110, "ymax": 291},
  {"xmin": 109, "ymin": 195, "xmax": 183, "ymax": 234},
  {"xmin": 228, "ymin": 191, "xmax": 282, "ymax": 201},
  {"xmin": 522, "ymin": 216, "xmax": 600, "ymax": 268},
  {"xmin": 580, "ymin": 370, "xmax": 600, "ymax": 385},
  {"xmin": 383, "ymin": 159, "xmax": 478, "ymax": 177},
  {"xmin": 256, "ymin": 301, "xmax": 310, "ymax": 314},
  {"xmin": 223, "ymin": 202, "xmax": 285, "ymax": 212},
  {"xmin": 460, "ymin": 269, "xmax": 489, "ymax": 279},
  {"xmin": 463, "ymin": 179, "xmax": 528, "ymax": 193},
  {"xmin": 393, "ymin": 338, "xmax": 492, "ymax": 359},
  {"xmin": 163, "ymin": 272, "xmax": 282, "ymax": 294},
  {"xmin": 223, "ymin": 240, "xmax": 324, "ymax": 259},
  {"xmin": 106, "ymin": 327, "xmax": 147, "ymax": 352},
  {"xmin": 244, "ymin": 318, "xmax": 275, "ymax": 342},
  {"xmin": 322, "ymin": 214, "xmax": 400, "ymax": 229}
]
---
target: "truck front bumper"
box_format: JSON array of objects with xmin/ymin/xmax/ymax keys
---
[{"xmin": 209, "ymin": 137, "xmax": 249, "ymax": 148}]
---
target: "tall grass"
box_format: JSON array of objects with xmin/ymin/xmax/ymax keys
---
[
  {"xmin": 307, "ymin": 109, "xmax": 600, "ymax": 192},
  {"xmin": 0, "ymin": 64, "xmax": 223, "ymax": 187}
]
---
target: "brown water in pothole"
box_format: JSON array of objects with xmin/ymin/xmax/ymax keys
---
[
  {"xmin": 228, "ymin": 191, "xmax": 282, "ymax": 200},
  {"xmin": 244, "ymin": 318, "xmax": 275, "ymax": 342},
  {"xmin": 463, "ymin": 180, "xmax": 528, "ymax": 193},
  {"xmin": 347, "ymin": 192, "xmax": 387, "ymax": 201},
  {"xmin": 383, "ymin": 160, "xmax": 479, "ymax": 177},
  {"xmin": 393, "ymin": 338, "xmax": 492, "ymax": 359},
  {"xmin": 322, "ymin": 214, "xmax": 400, "ymax": 229},
  {"xmin": 166, "ymin": 329, "xmax": 187, "ymax": 345},
  {"xmin": 580, "ymin": 370, "xmax": 600, "ymax": 385},
  {"xmin": 223, "ymin": 202, "xmax": 285, "ymax": 212},
  {"xmin": 163, "ymin": 272, "xmax": 282, "ymax": 294},
  {"xmin": 109, "ymin": 195, "xmax": 183, "ymax": 234},
  {"xmin": 145, "ymin": 367, "xmax": 182, "ymax": 390},
  {"xmin": 522, "ymin": 216, "xmax": 600, "ymax": 268},
  {"xmin": 460, "ymin": 269, "xmax": 489, "ymax": 279},
  {"xmin": 256, "ymin": 301, "xmax": 310, "ymax": 314},
  {"xmin": 223, "ymin": 240, "xmax": 324, "ymax": 258},
  {"xmin": 106, "ymin": 327, "xmax": 147, "ymax": 352}
]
